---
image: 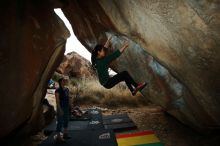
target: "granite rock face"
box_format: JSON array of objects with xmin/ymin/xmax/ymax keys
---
[
  {"xmin": 0, "ymin": 1, "xmax": 70, "ymax": 138},
  {"xmin": 0, "ymin": 0, "xmax": 220, "ymax": 140},
  {"xmin": 62, "ymin": 0, "xmax": 220, "ymax": 130},
  {"xmin": 57, "ymin": 52, "xmax": 95, "ymax": 78}
]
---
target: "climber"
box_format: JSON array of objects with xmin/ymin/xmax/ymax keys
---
[
  {"xmin": 54, "ymin": 77, "xmax": 71, "ymax": 143},
  {"xmin": 91, "ymin": 36, "xmax": 147, "ymax": 96}
]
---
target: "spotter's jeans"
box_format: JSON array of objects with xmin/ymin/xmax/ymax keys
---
[{"xmin": 56, "ymin": 108, "xmax": 69, "ymax": 132}]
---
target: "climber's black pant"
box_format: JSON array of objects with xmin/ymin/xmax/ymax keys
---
[{"xmin": 104, "ymin": 71, "xmax": 138, "ymax": 92}]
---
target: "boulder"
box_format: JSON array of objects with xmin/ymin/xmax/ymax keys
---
[
  {"xmin": 0, "ymin": 0, "xmax": 220, "ymax": 140},
  {"xmin": 62, "ymin": 0, "xmax": 220, "ymax": 130},
  {"xmin": 0, "ymin": 0, "xmax": 70, "ymax": 139},
  {"xmin": 57, "ymin": 52, "xmax": 95, "ymax": 78}
]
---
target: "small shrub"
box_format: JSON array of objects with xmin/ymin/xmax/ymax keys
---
[
  {"xmin": 70, "ymin": 77, "xmax": 81, "ymax": 86},
  {"xmin": 52, "ymin": 72, "xmax": 63, "ymax": 82},
  {"xmin": 69, "ymin": 78, "xmax": 150, "ymax": 108}
]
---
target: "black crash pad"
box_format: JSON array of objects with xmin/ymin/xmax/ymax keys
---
[
  {"xmin": 87, "ymin": 109, "xmax": 103, "ymax": 121},
  {"xmin": 103, "ymin": 114, "xmax": 136, "ymax": 131},
  {"xmin": 87, "ymin": 119, "xmax": 104, "ymax": 130},
  {"xmin": 87, "ymin": 109, "xmax": 104, "ymax": 130},
  {"xmin": 103, "ymin": 114, "xmax": 132, "ymax": 125},
  {"xmin": 69, "ymin": 113, "xmax": 91, "ymax": 121},
  {"xmin": 39, "ymin": 129, "xmax": 118, "ymax": 146},
  {"xmin": 104, "ymin": 122, "xmax": 136, "ymax": 131},
  {"xmin": 44, "ymin": 119, "xmax": 89, "ymax": 136},
  {"xmin": 44, "ymin": 109, "xmax": 104, "ymax": 135}
]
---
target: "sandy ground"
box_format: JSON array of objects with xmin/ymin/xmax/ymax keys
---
[
  {"xmin": 101, "ymin": 106, "xmax": 196, "ymax": 146},
  {"xmin": 32, "ymin": 90, "xmax": 219, "ymax": 146}
]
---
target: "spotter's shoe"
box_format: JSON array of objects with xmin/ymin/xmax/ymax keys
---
[
  {"xmin": 54, "ymin": 135, "xmax": 66, "ymax": 144},
  {"xmin": 63, "ymin": 133, "xmax": 71, "ymax": 140}
]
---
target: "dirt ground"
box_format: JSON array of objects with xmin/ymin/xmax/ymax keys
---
[
  {"xmin": 75, "ymin": 105, "xmax": 188, "ymax": 146},
  {"xmin": 30, "ymin": 105, "xmax": 219, "ymax": 146},
  {"xmin": 31, "ymin": 90, "xmax": 219, "ymax": 146},
  {"xmin": 100, "ymin": 105, "xmax": 197, "ymax": 146},
  {"xmin": 83, "ymin": 104, "xmax": 219, "ymax": 146}
]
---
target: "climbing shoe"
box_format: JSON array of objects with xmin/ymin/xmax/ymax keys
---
[{"xmin": 132, "ymin": 82, "xmax": 147, "ymax": 96}]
